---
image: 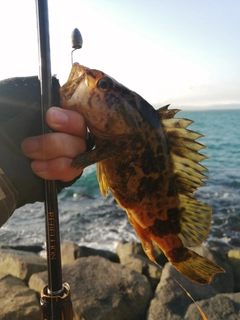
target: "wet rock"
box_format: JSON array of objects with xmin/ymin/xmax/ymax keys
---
[
  {"xmin": 77, "ymin": 245, "xmax": 119, "ymax": 263},
  {"xmin": 61, "ymin": 242, "xmax": 119, "ymax": 265},
  {"xmin": 146, "ymin": 263, "xmax": 216, "ymax": 320},
  {"xmin": 228, "ymin": 249, "xmax": 240, "ymax": 292},
  {"xmin": 184, "ymin": 292, "xmax": 240, "ymax": 320},
  {"xmin": 0, "ymin": 273, "xmax": 40, "ymax": 320},
  {"xmin": 29, "ymin": 256, "xmax": 153, "ymax": 320},
  {"xmin": 116, "ymin": 241, "xmax": 167, "ymax": 266},
  {"xmin": 61, "ymin": 242, "xmax": 82, "ymax": 265},
  {"xmin": 0, "ymin": 248, "xmax": 47, "ymax": 282},
  {"xmin": 118, "ymin": 253, "xmax": 161, "ymax": 290},
  {"xmin": 0, "ymin": 244, "xmax": 43, "ymax": 253},
  {"xmin": 116, "ymin": 241, "xmax": 146, "ymax": 256}
]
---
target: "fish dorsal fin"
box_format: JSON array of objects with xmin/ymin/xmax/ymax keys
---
[
  {"xmin": 158, "ymin": 105, "xmax": 212, "ymax": 247},
  {"xmin": 178, "ymin": 194, "xmax": 212, "ymax": 246},
  {"xmin": 158, "ymin": 104, "xmax": 180, "ymax": 119},
  {"xmin": 97, "ymin": 162, "xmax": 109, "ymax": 198}
]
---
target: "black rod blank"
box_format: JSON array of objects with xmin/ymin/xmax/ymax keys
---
[
  {"xmin": 35, "ymin": 0, "xmax": 63, "ymax": 294},
  {"xmin": 36, "ymin": 1, "xmax": 73, "ymax": 319}
]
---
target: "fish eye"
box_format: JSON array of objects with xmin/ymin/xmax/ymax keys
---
[{"xmin": 97, "ymin": 77, "xmax": 113, "ymax": 91}]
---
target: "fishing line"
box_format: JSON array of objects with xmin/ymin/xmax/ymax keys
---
[{"xmin": 154, "ymin": 261, "xmax": 208, "ymax": 320}]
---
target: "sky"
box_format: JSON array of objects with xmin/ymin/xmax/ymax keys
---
[{"xmin": 0, "ymin": 0, "xmax": 239, "ymax": 109}]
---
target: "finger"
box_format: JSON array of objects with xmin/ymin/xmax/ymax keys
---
[
  {"xmin": 21, "ymin": 133, "xmax": 86, "ymax": 160},
  {"xmin": 31, "ymin": 157, "xmax": 83, "ymax": 182},
  {"xmin": 46, "ymin": 107, "xmax": 87, "ymax": 137}
]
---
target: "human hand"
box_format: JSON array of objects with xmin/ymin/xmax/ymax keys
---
[{"xmin": 21, "ymin": 107, "xmax": 87, "ymax": 182}]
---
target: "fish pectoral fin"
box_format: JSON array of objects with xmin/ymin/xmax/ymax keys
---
[
  {"xmin": 127, "ymin": 212, "xmax": 156, "ymax": 263},
  {"xmin": 72, "ymin": 143, "xmax": 116, "ymax": 169},
  {"xmin": 167, "ymin": 247, "xmax": 225, "ymax": 284},
  {"xmin": 97, "ymin": 162, "xmax": 109, "ymax": 197}
]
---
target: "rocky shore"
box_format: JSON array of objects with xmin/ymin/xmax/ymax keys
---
[{"xmin": 0, "ymin": 241, "xmax": 239, "ymax": 319}]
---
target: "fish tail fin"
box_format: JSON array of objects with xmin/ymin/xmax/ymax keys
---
[{"xmin": 168, "ymin": 248, "xmax": 225, "ymax": 284}]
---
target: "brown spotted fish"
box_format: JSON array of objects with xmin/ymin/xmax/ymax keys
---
[{"xmin": 60, "ymin": 63, "xmax": 225, "ymax": 284}]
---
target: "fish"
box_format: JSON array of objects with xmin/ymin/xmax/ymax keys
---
[{"xmin": 60, "ymin": 62, "xmax": 225, "ymax": 284}]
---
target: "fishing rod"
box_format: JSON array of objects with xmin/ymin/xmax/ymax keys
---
[{"xmin": 35, "ymin": 1, "xmax": 81, "ymax": 318}]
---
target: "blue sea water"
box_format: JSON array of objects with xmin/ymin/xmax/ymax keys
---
[{"xmin": 0, "ymin": 109, "xmax": 239, "ymax": 251}]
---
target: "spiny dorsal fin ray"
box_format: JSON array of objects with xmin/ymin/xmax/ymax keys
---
[
  {"xmin": 162, "ymin": 117, "xmax": 194, "ymax": 129},
  {"xmin": 164, "ymin": 127, "xmax": 203, "ymax": 140},
  {"xmin": 168, "ymin": 136, "xmax": 206, "ymax": 152},
  {"xmin": 175, "ymin": 161, "xmax": 208, "ymax": 180},
  {"xmin": 158, "ymin": 104, "xmax": 180, "ymax": 119},
  {"xmin": 176, "ymin": 176, "xmax": 206, "ymax": 194},
  {"xmin": 173, "ymin": 146, "xmax": 208, "ymax": 162},
  {"xmin": 176, "ymin": 171, "xmax": 207, "ymax": 185},
  {"xmin": 172, "ymin": 154, "xmax": 208, "ymax": 172}
]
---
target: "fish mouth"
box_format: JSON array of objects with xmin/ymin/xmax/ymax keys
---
[
  {"xmin": 60, "ymin": 63, "xmax": 86, "ymax": 100},
  {"xmin": 66, "ymin": 62, "xmax": 85, "ymax": 83}
]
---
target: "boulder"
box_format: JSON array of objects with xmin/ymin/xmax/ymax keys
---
[
  {"xmin": 116, "ymin": 241, "xmax": 167, "ymax": 266},
  {"xmin": 184, "ymin": 292, "xmax": 240, "ymax": 320},
  {"xmin": 61, "ymin": 242, "xmax": 119, "ymax": 265},
  {"xmin": 0, "ymin": 244, "xmax": 43, "ymax": 253},
  {"xmin": 0, "ymin": 273, "xmax": 40, "ymax": 320},
  {"xmin": 227, "ymin": 249, "xmax": 240, "ymax": 292},
  {"xmin": 118, "ymin": 253, "xmax": 161, "ymax": 290},
  {"xmin": 116, "ymin": 241, "xmax": 146, "ymax": 257},
  {"xmin": 29, "ymin": 256, "xmax": 153, "ymax": 320},
  {"xmin": 0, "ymin": 248, "xmax": 47, "ymax": 282},
  {"xmin": 147, "ymin": 262, "xmax": 216, "ymax": 320},
  {"xmin": 60, "ymin": 242, "xmax": 82, "ymax": 265}
]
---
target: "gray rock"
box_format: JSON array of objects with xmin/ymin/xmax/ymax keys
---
[
  {"xmin": 116, "ymin": 241, "xmax": 146, "ymax": 257},
  {"xmin": 184, "ymin": 292, "xmax": 240, "ymax": 320},
  {"xmin": 61, "ymin": 242, "xmax": 80, "ymax": 265},
  {"xmin": 116, "ymin": 241, "xmax": 167, "ymax": 266},
  {"xmin": 228, "ymin": 249, "xmax": 240, "ymax": 292},
  {"xmin": 61, "ymin": 242, "xmax": 119, "ymax": 265},
  {"xmin": 118, "ymin": 253, "xmax": 161, "ymax": 290},
  {"xmin": 0, "ymin": 273, "xmax": 40, "ymax": 320},
  {"xmin": 0, "ymin": 248, "xmax": 47, "ymax": 282},
  {"xmin": 147, "ymin": 262, "xmax": 216, "ymax": 320},
  {"xmin": 29, "ymin": 256, "xmax": 153, "ymax": 320},
  {"xmin": 0, "ymin": 244, "xmax": 43, "ymax": 253},
  {"xmin": 77, "ymin": 245, "xmax": 119, "ymax": 263}
]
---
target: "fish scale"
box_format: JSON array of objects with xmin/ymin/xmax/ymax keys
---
[{"xmin": 60, "ymin": 62, "xmax": 225, "ymax": 285}]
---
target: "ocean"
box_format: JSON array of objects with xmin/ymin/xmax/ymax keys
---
[{"xmin": 0, "ymin": 109, "xmax": 239, "ymax": 252}]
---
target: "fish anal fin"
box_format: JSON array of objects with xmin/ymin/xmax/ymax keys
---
[{"xmin": 127, "ymin": 212, "xmax": 156, "ymax": 263}]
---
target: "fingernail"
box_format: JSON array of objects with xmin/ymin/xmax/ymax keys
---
[
  {"xmin": 21, "ymin": 139, "xmax": 39, "ymax": 154},
  {"xmin": 49, "ymin": 108, "xmax": 68, "ymax": 124},
  {"xmin": 31, "ymin": 161, "xmax": 47, "ymax": 172}
]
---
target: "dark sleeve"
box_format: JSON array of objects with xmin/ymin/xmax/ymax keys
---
[{"xmin": 0, "ymin": 76, "xmax": 84, "ymax": 223}]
